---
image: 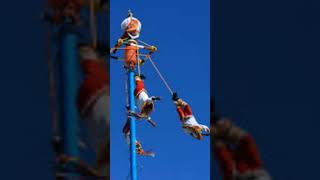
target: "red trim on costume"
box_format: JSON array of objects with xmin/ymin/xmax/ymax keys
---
[
  {"xmin": 124, "ymin": 45, "xmax": 137, "ymax": 68},
  {"xmin": 215, "ymin": 134, "xmax": 264, "ymax": 179},
  {"xmin": 176, "ymin": 107, "xmax": 185, "ymax": 120},
  {"xmin": 235, "ymin": 134, "xmax": 263, "ymax": 174},
  {"xmin": 176, "ymin": 104, "xmax": 193, "ymax": 120},
  {"xmin": 134, "ymin": 78, "xmax": 145, "ymax": 97},
  {"xmin": 77, "ymin": 59, "xmax": 109, "ymax": 116},
  {"xmin": 215, "ymin": 144, "xmax": 234, "ymax": 180}
]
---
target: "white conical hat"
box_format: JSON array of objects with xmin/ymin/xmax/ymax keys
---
[{"xmin": 121, "ymin": 16, "xmax": 141, "ymax": 32}]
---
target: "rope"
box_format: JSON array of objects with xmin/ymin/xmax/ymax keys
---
[
  {"xmin": 89, "ymin": 0, "xmax": 97, "ymax": 49},
  {"xmin": 137, "ymin": 39, "xmax": 152, "ymax": 47},
  {"xmin": 113, "ymin": 47, "xmax": 132, "ymax": 50},
  {"xmin": 45, "ymin": 22, "xmax": 59, "ymax": 137},
  {"xmin": 137, "ymin": 47, "xmax": 141, "ymax": 76},
  {"xmin": 124, "ymin": 69, "xmax": 129, "ymax": 107},
  {"xmin": 147, "ymin": 56, "xmax": 174, "ymax": 95}
]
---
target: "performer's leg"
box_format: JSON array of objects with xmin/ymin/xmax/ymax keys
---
[
  {"xmin": 235, "ymin": 134, "xmax": 263, "ymax": 173},
  {"xmin": 176, "ymin": 107, "xmax": 185, "ymax": 120},
  {"xmin": 134, "ymin": 77, "xmax": 145, "ymax": 96},
  {"xmin": 86, "ymin": 93, "xmax": 109, "ymax": 176},
  {"xmin": 214, "ymin": 141, "xmax": 235, "ymax": 180},
  {"xmin": 183, "ymin": 104, "xmax": 193, "ymax": 116}
]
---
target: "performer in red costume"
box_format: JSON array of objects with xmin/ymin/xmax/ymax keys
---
[
  {"xmin": 122, "ymin": 119, "xmax": 155, "ymax": 157},
  {"xmin": 213, "ymin": 117, "xmax": 272, "ymax": 180},
  {"xmin": 172, "ymin": 93, "xmax": 210, "ymax": 140},
  {"xmin": 133, "ymin": 75, "xmax": 160, "ymax": 121},
  {"xmin": 77, "ymin": 44, "xmax": 109, "ymax": 177}
]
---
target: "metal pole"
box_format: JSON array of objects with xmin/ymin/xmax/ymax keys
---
[
  {"xmin": 127, "ymin": 69, "xmax": 138, "ymax": 180},
  {"xmin": 59, "ymin": 26, "xmax": 79, "ymax": 160}
]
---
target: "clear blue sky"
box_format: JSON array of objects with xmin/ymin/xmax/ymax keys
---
[{"xmin": 110, "ymin": 0, "xmax": 210, "ymax": 180}]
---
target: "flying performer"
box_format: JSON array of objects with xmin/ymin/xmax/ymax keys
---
[
  {"xmin": 172, "ymin": 93, "xmax": 210, "ymax": 140},
  {"xmin": 77, "ymin": 44, "xmax": 109, "ymax": 177},
  {"xmin": 131, "ymin": 74, "xmax": 160, "ymax": 123},
  {"xmin": 44, "ymin": 0, "xmax": 86, "ymax": 25},
  {"xmin": 212, "ymin": 99, "xmax": 272, "ymax": 180},
  {"xmin": 44, "ymin": 0, "xmax": 108, "ymax": 25},
  {"xmin": 122, "ymin": 119, "xmax": 155, "ymax": 157}
]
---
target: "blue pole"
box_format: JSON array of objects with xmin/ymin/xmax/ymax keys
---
[
  {"xmin": 127, "ymin": 69, "xmax": 137, "ymax": 180},
  {"xmin": 59, "ymin": 26, "xmax": 79, "ymax": 159}
]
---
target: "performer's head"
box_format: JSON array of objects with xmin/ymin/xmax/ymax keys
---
[{"xmin": 121, "ymin": 10, "xmax": 141, "ymax": 39}]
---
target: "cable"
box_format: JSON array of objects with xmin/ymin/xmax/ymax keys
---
[
  {"xmin": 45, "ymin": 21, "xmax": 60, "ymax": 137},
  {"xmin": 90, "ymin": 0, "xmax": 97, "ymax": 49},
  {"xmin": 137, "ymin": 47, "xmax": 141, "ymax": 76},
  {"xmin": 147, "ymin": 56, "xmax": 174, "ymax": 95}
]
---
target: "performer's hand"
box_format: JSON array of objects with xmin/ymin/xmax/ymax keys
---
[{"xmin": 110, "ymin": 47, "xmax": 117, "ymax": 54}]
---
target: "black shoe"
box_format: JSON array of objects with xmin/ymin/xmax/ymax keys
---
[
  {"xmin": 140, "ymin": 74, "xmax": 146, "ymax": 80},
  {"xmin": 172, "ymin": 92, "xmax": 179, "ymax": 101},
  {"xmin": 140, "ymin": 59, "xmax": 146, "ymax": 66},
  {"xmin": 151, "ymin": 96, "xmax": 161, "ymax": 101}
]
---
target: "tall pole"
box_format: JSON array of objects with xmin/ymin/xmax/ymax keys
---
[
  {"xmin": 59, "ymin": 25, "xmax": 79, "ymax": 162},
  {"xmin": 127, "ymin": 69, "xmax": 138, "ymax": 180}
]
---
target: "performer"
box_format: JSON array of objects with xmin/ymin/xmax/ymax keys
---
[
  {"xmin": 110, "ymin": 10, "xmax": 156, "ymax": 69},
  {"xmin": 44, "ymin": 0, "xmax": 86, "ymax": 25},
  {"xmin": 133, "ymin": 75, "xmax": 160, "ymax": 121},
  {"xmin": 213, "ymin": 118, "xmax": 272, "ymax": 180},
  {"xmin": 172, "ymin": 93, "xmax": 210, "ymax": 140},
  {"xmin": 77, "ymin": 44, "xmax": 109, "ymax": 177},
  {"xmin": 122, "ymin": 119, "xmax": 155, "ymax": 157}
]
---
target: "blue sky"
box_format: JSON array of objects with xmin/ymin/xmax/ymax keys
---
[{"xmin": 110, "ymin": 0, "xmax": 210, "ymax": 180}]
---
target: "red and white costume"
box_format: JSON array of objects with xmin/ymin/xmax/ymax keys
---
[
  {"xmin": 47, "ymin": 0, "xmax": 85, "ymax": 24},
  {"xmin": 120, "ymin": 16, "xmax": 141, "ymax": 68},
  {"xmin": 122, "ymin": 120, "xmax": 155, "ymax": 157},
  {"xmin": 77, "ymin": 46, "xmax": 109, "ymax": 176},
  {"xmin": 215, "ymin": 134, "xmax": 272, "ymax": 180},
  {"xmin": 176, "ymin": 102, "xmax": 210, "ymax": 138},
  {"xmin": 134, "ymin": 77, "xmax": 154, "ymax": 116}
]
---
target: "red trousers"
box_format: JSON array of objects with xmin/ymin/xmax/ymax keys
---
[
  {"xmin": 176, "ymin": 104, "xmax": 193, "ymax": 120},
  {"xmin": 215, "ymin": 134, "xmax": 263, "ymax": 180},
  {"xmin": 134, "ymin": 78, "xmax": 145, "ymax": 97},
  {"xmin": 77, "ymin": 60, "xmax": 109, "ymax": 116}
]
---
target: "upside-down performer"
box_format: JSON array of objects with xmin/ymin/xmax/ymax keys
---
[
  {"xmin": 132, "ymin": 75, "xmax": 160, "ymax": 125},
  {"xmin": 122, "ymin": 119, "xmax": 155, "ymax": 157},
  {"xmin": 77, "ymin": 44, "xmax": 109, "ymax": 178},
  {"xmin": 172, "ymin": 93, "xmax": 210, "ymax": 140},
  {"xmin": 213, "ymin": 117, "xmax": 272, "ymax": 180},
  {"xmin": 44, "ymin": 0, "xmax": 108, "ymax": 25},
  {"xmin": 110, "ymin": 10, "xmax": 156, "ymax": 69},
  {"xmin": 45, "ymin": 0, "xmax": 86, "ymax": 25}
]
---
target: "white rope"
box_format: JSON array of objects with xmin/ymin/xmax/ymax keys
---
[
  {"xmin": 46, "ymin": 24, "xmax": 59, "ymax": 136},
  {"xmin": 137, "ymin": 47, "xmax": 141, "ymax": 76},
  {"xmin": 124, "ymin": 69, "xmax": 129, "ymax": 107},
  {"xmin": 147, "ymin": 56, "xmax": 173, "ymax": 95},
  {"xmin": 89, "ymin": 0, "xmax": 97, "ymax": 48},
  {"xmin": 137, "ymin": 39, "xmax": 152, "ymax": 47}
]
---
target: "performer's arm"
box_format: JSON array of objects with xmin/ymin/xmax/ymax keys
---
[{"xmin": 110, "ymin": 33, "xmax": 128, "ymax": 54}]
